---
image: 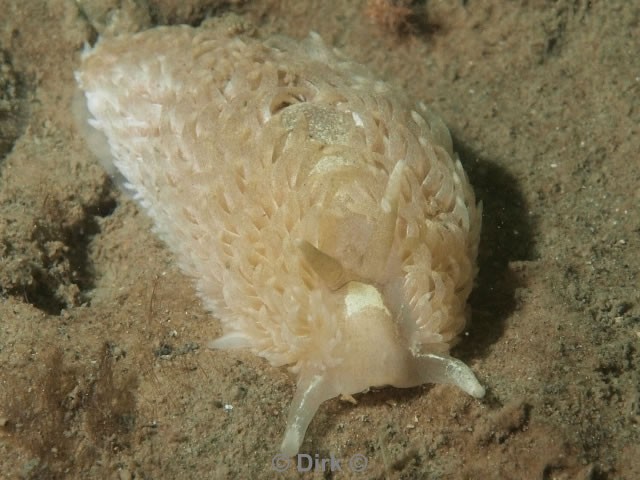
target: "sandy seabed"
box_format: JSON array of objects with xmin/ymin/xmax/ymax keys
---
[{"xmin": 0, "ymin": 1, "xmax": 638, "ymax": 479}]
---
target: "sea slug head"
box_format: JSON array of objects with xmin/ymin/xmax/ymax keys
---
[
  {"xmin": 275, "ymin": 134, "xmax": 484, "ymax": 456},
  {"xmin": 279, "ymin": 277, "xmax": 485, "ymax": 456}
]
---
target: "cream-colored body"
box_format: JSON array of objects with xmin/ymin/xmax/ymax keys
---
[{"xmin": 76, "ymin": 23, "xmax": 484, "ymax": 455}]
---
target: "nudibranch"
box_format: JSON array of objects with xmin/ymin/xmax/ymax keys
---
[{"xmin": 75, "ymin": 21, "xmax": 484, "ymax": 456}]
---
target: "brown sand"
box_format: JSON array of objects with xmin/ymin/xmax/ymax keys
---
[{"xmin": 0, "ymin": 1, "xmax": 638, "ymax": 478}]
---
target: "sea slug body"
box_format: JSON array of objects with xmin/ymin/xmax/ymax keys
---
[{"xmin": 75, "ymin": 21, "xmax": 484, "ymax": 455}]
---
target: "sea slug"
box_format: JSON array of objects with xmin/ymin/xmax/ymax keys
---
[{"xmin": 75, "ymin": 21, "xmax": 484, "ymax": 456}]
